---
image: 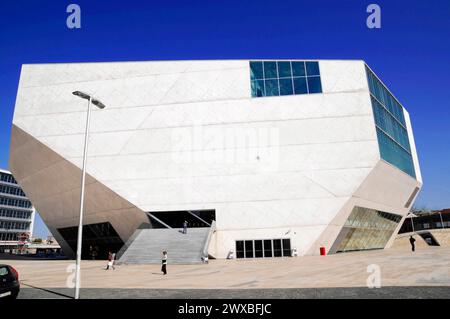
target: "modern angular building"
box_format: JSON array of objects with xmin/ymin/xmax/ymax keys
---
[
  {"xmin": 0, "ymin": 169, "xmax": 35, "ymax": 252},
  {"xmin": 9, "ymin": 60, "xmax": 422, "ymax": 262}
]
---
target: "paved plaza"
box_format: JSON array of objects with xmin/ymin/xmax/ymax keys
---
[{"xmin": 2, "ymin": 246, "xmax": 450, "ymax": 298}]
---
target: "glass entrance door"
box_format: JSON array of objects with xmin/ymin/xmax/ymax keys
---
[{"xmin": 235, "ymin": 238, "xmax": 291, "ymax": 259}]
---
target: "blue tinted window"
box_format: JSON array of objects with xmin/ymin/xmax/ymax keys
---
[
  {"xmin": 366, "ymin": 66, "xmax": 416, "ymax": 179},
  {"xmin": 277, "ymin": 61, "xmax": 292, "ymax": 78},
  {"xmin": 264, "ymin": 79, "xmax": 279, "ymax": 96},
  {"xmin": 307, "ymin": 76, "xmax": 322, "ymax": 94},
  {"xmin": 292, "ymin": 61, "xmax": 306, "ymax": 77},
  {"xmin": 250, "ymin": 61, "xmax": 322, "ymax": 98},
  {"xmin": 263, "ymin": 62, "xmax": 277, "ymax": 79},
  {"xmin": 293, "ymin": 77, "xmax": 308, "ymax": 94},
  {"xmin": 305, "ymin": 61, "xmax": 320, "ymax": 76},
  {"xmin": 279, "ymin": 78, "xmax": 294, "ymax": 96},
  {"xmin": 377, "ymin": 128, "xmax": 416, "ymax": 178},
  {"xmin": 250, "ymin": 61, "xmax": 264, "ymax": 80},
  {"xmin": 251, "ymin": 80, "xmax": 265, "ymax": 97}
]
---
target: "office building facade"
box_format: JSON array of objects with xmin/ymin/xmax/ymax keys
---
[{"xmin": 0, "ymin": 169, "xmax": 35, "ymax": 252}]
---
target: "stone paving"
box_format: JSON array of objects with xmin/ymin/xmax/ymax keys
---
[
  {"xmin": 2, "ymin": 246, "xmax": 450, "ymax": 291},
  {"xmin": 17, "ymin": 286, "xmax": 450, "ymax": 299}
]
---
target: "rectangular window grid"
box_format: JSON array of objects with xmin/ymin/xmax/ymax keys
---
[
  {"xmin": 335, "ymin": 206, "xmax": 402, "ymax": 253},
  {"xmin": 250, "ymin": 61, "xmax": 322, "ymax": 98},
  {"xmin": 366, "ymin": 66, "xmax": 416, "ymax": 179},
  {"xmin": 235, "ymin": 238, "xmax": 292, "ymax": 259}
]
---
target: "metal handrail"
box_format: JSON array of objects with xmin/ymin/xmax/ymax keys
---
[
  {"xmin": 187, "ymin": 210, "xmax": 211, "ymax": 226},
  {"xmin": 202, "ymin": 220, "xmax": 216, "ymax": 260},
  {"xmin": 146, "ymin": 212, "xmax": 172, "ymax": 229}
]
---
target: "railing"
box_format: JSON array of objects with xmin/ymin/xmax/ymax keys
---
[
  {"xmin": 187, "ymin": 211, "xmax": 211, "ymax": 226},
  {"xmin": 202, "ymin": 220, "xmax": 216, "ymax": 260},
  {"xmin": 146, "ymin": 212, "xmax": 172, "ymax": 229}
]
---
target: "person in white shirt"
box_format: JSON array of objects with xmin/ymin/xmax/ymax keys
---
[{"xmin": 161, "ymin": 251, "xmax": 168, "ymax": 275}]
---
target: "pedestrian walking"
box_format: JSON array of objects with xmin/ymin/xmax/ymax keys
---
[
  {"xmin": 409, "ymin": 236, "xmax": 416, "ymax": 252},
  {"xmin": 183, "ymin": 220, "xmax": 188, "ymax": 234},
  {"xmin": 161, "ymin": 250, "xmax": 168, "ymax": 275},
  {"xmin": 105, "ymin": 251, "xmax": 115, "ymax": 270},
  {"xmin": 111, "ymin": 252, "xmax": 116, "ymax": 270}
]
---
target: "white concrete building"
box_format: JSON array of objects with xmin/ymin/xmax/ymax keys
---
[{"xmin": 9, "ymin": 60, "xmax": 422, "ymax": 262}]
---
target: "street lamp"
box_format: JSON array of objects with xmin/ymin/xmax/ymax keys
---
[{"xmin": 72, "ymin": 91, "xmax": 106, "ymax": 299}]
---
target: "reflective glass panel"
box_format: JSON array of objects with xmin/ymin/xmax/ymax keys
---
[
  {"xmin": 264, "ymin": 79, "xmax": 279, "ymax": 96},
  {"xmin": 293, "ymin": 77, "xmax": 308, "ymax": 94},
  {"xmin": 279, "ymin": 78, "xmax": 294, "ymax": 96},
  {"xmin": 251, "ymin": 80, "xmax": 265, "ymax": 97},
  {"xmin": 250, "ymin": 61, "xmax": 322, "ymax": 98},
  {"xmin": 263, "ymin": 61, "xmax": 277, "ymax": 79},
  {"xmin": 292, "ymin": 61, "xmax": 306, "ymax": 77},
  {"xmin": 305, "ymin": 61, "xmax": 320, "ymax": 76},
  {"xmin": 307, "ymin": 76, "xmax": 322, "ymax": 94},
  {"xmin": 250, "ymin": 61, "xmax": 264, "ymax": 80},
  {"xmin": 277, "ymin": 61, "xmax": 292, "ymax": 78}
]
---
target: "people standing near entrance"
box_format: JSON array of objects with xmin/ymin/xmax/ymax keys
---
[
  {"xmin": 111, "ymin": 252, "xmax": 116, "ymax": 270},
  {"xmin": 183, "ymin": 220, "xmax": 188, "ymax": 234},
  {"xmin": 161, "ymin": 251, "xmax": 168, "ymax": 275},
  {"xmin": 106, "ymin": 251, "xmax": 115, "ymax": 270},
  {"xmin": 409, "ymin": 236, "xmax": 416, "ymax": 252}
]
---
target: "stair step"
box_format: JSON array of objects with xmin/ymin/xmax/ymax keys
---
[{"xmin": 117, "ymin": 227, "xmax": 210, "ymax": 265}]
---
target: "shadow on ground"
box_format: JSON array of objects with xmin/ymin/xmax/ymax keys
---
[{"xmin": 18, "ymin": 286, "xmax": 450, "ymax": 299}]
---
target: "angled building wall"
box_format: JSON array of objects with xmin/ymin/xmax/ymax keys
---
[{"xmin": 9, "ymin": 60, "xmax": 422, "ymax": 259}]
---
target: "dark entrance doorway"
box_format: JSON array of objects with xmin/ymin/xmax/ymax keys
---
[
  {"xmin": 58, "ymin": 222, "xmax": 124, "ymax": 259},
  {"xmin": 148, "ymin": 210, "xmax": 215, "ymax": 228}
]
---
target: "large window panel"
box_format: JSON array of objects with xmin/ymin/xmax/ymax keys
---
[
  {"xmin": 250, "ymin": 61, "xmax": 264, "ymax": 80},
  {"xmin": 251, "ymin": 80, "xmax": 265, "ymax": 97},
  {"xmin": 305, "ymin": 61, "xmax": 320, "ymax": 76},
  {"xmin": 307, "ymin": 76, "xmax": 323, "ymax": 94},
  {"xmin": 292, "ymin": 61, "xmax": 306, "ymax": 77},
  {"xmin": 244, "ymin": 240, "xmax": 254, "ymax": 258},
  {"xmin": 277, "ymin": 61, "xmax": 292, "ymax": 78},
  {"xmin": 293, "ymin": 77, "xmax": 308, "ymax": 95},
  {"xmin": 335, "ymin": 206, "xmax": 402, "ymax": 253},
  {"xmin": 366, "ymin": 66, "xmax": 416, "ymax": 179},
  {"xmin": 264, "ymin": 79, "xmax": 279, "ymax": 96},
  {"xmin": 236, "ymin": 241, "xmax": 244, "ymax": 259},
  {"xmin": 263, "ymin": 240, "xmax": 272, "ymax": 257},
  {"xmin": 279, "ymin": 78, "xmax": 294, "ymax": 96},
  {"xmin": 263, "ymin": 61, "xmax": 277, "ymax": 79},
  {"xmin": 250, "ymin": 61, "xmax": 322, "ymax": 98}
]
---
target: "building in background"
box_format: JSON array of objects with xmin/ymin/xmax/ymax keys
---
[
  {"xmin": 9, "ymin": 60, "xmax": 422, "ymax": 263},
  {"xmin": 0, "ymin": 168, "xmax": 35, "ymax": 253},
  {"xmin": 399, "ymin": 208, "xmax": 450, "ymax": 233}
]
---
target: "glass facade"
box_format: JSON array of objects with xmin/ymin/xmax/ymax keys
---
[
  {"xmin": 0, "ymin": 184, "xmax": 26, "ymax": 197},
  {"xmin": 366, "ymin": 66, "xmax": 416, "ymax": 178},
  {"xmin": 399, "ymin": 211, "xmax": 450, "ymax": 233},
  {"xmin": 0, "ymin": 196, "xmax": 32, "ymax": 209},
  {"xmin": 0, "ymin": 208, "xmax": 32, "ymax": 219},
  {"xmin": 250, "ymin": 61, "xmax": 322, "ymax": 98},
  {"xmin": 0, "ymin": 220, "xmax": 30, "ymax": 231},
  {"xmin": 0, "ymin": 170, "xmax": 34, "ymax": 243},
  {"xmin": 236, "ymin": 238, "xmax": 291, "ymax": 258},
  {"xmin": 0, "ymin": 172, "xmax": 17, "ymax": 184},
  {"xmin": 334, "ymin": 206, "xmax": 402, "ymax": 253},
  {"xmin": 0, "ymin": 233, "xmax": 19, "ymax": 241}
]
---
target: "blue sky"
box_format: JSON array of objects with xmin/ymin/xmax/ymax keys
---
[{"xmin": 1, "ymin": 0, "xmax": 449, "ymax": 238}]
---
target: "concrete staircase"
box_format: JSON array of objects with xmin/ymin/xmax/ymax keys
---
[{"xmin": 117, "ymin": 227, "xmax": 211, "ymax": 264}]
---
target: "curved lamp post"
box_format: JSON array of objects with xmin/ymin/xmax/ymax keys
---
[{"xmin": 72, "ymin": 91, "xmax": 105, "ymax": 299}]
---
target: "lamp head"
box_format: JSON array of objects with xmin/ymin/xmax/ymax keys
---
[{"xmin": 72, "ymin": 91, "xmax": 106, "ymax": 109}]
